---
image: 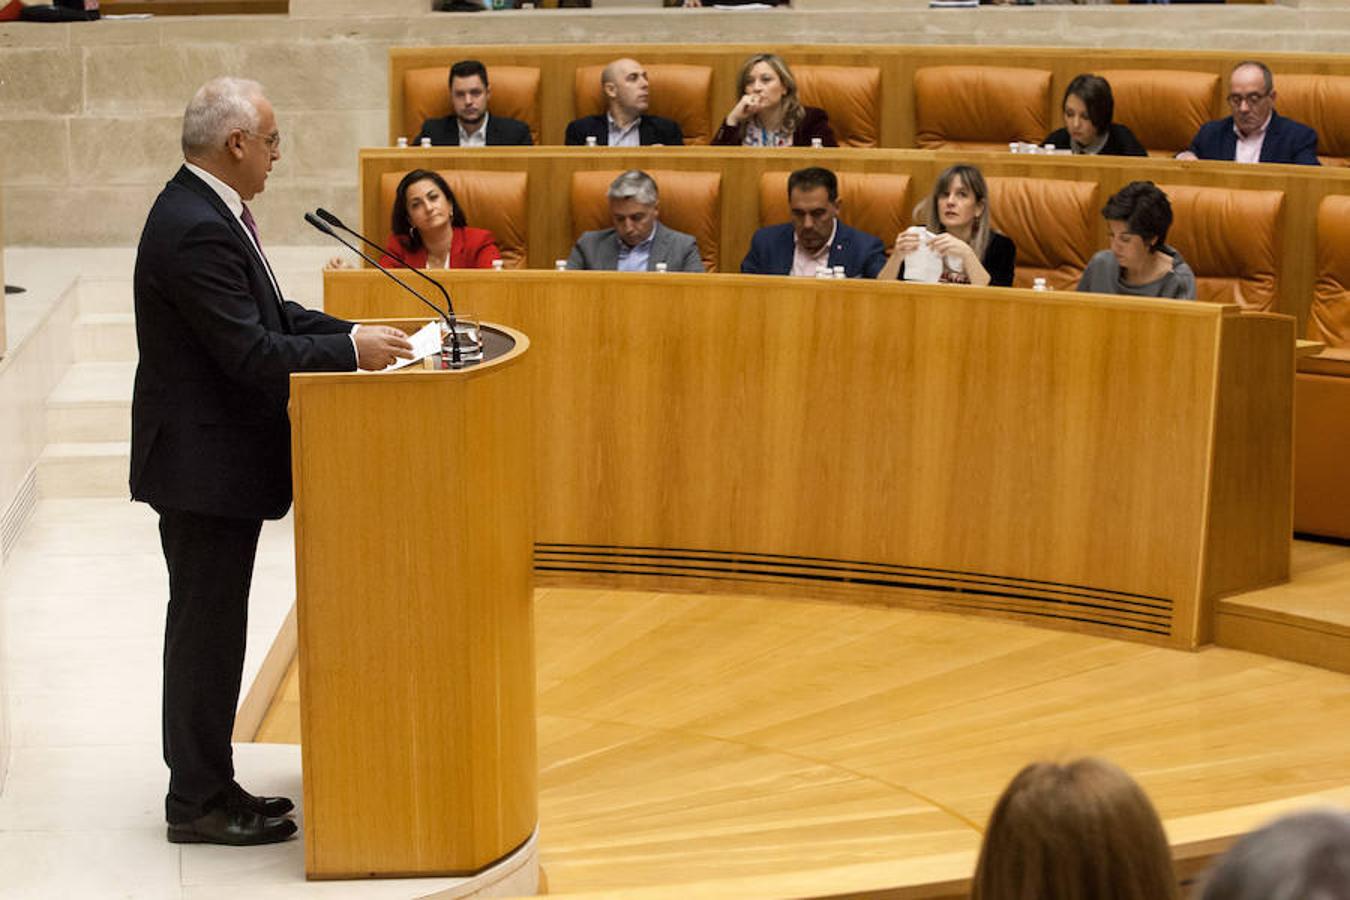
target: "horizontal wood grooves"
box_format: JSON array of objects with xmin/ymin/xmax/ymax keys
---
[{"xmin": 536, "ymin": 543, "xmax": 1174, "ymax": 637}]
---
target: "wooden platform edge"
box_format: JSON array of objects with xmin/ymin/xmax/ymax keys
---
[
  {"xmin": 529, "ymin": 788, "xmax": 1350, "ymax": 900},
  {"xmin": 1214, "ymin": 601, "xmax": 1350, "ymax": 674},
  {"xmin": 232, "ymin": 603, "xmax": 297, "ymax": 742}
]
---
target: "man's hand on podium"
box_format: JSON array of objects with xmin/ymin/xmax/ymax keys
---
[{"xmin": 354, "ymin": 325, "xmax": 415, "ymax": 371}]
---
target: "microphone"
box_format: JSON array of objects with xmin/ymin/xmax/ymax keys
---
[
  {"xmin": 304, "ymin": 212, "xmax": 462, "ymax": 366},
  {"xmin": 315, "ymin": 208, "xmax": 460, "ymax": 325}
]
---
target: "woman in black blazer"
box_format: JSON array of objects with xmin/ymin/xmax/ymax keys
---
[
  {"xmin": 712, "ymin": 53, "xmax": 838, "ymax": 148},
  {"xmin": 1043, "ymin": 74, "xmax": 1148, "ymax": 157}
]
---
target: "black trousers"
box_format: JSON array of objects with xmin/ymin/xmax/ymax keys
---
[{"xmin": 156, "ymin": 506, "xmax": 264, "ymax": 824}]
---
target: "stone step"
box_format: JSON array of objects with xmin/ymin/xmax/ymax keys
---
[
  {"xmin": 46, "ymin": 362, "xmax": 135, "ymax": 443},
  {"xmin": 73, "ymin": 313, "xmax": 137, "ymax": 363},
  {"xmin": 37, "ymin": 441, "xmax": 130, "ymax": 499},
  {"xmin": 77, "ymin": 276, "xmax": 134, "ymax": 316}
]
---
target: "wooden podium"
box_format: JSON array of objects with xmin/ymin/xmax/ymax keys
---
[{"xmin": 288, "ymin": 325, "xmax": 536, "ymax": 879}]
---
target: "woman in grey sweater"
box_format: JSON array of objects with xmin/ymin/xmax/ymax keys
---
[{"xmin": 1077, "ymin": 181, "xmax": 1196, "ymax": 300}]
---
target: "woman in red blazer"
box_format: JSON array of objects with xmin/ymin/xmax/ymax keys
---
[{"xmin": 378, "ymin": 168, "xmax": 501, "ymax": 269}]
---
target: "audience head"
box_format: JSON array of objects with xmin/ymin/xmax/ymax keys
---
[
  {"xmin": 1198, "ymin": 810, "xmax": 1350, "ymax": 900},
  {"xmin": 972, "ymin": 758, "xmax": 1179, "ymax": 900},
  {"xmin": 918, "ymin": 164, "xmax": 991, "ymax": 258},
  {"xmin": 181, "ymin": 76, "xmax": 278, "ymax": 201},
  {"xmin": 448, "ymin": 59, "xmax": 491, "ymax": 128},
  {"xmin": 1228, "ymin": 60, "xmax": 1277, "ymax": 137},
  {"xmin": 601, "ymin": 58, "xmax": 650, "ymax": 121},
  {"xmin": 1102, "ymin": 181, "xmax": 1173, "ymax": 272},
  {"xmin": 607, "ymin": 169, "xmax": 660, "ymax": 249},
  {"xmin": 391, "ymin": 169, "xmax": 467, "ymax": 250},
  {"xmin": 737, "ymin": 53, "xmax": 804, "ymax": 132},
  {"xmin": 786, "ymin": 166, "xmax": 839, "ymax": 255},
  {"xmin": 1062, "ymin": 74, "xmax": 1115, "ymax": 147}
]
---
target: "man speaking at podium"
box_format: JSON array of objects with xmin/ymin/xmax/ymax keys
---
[{"xmin": 130, "ymin": 77, "xmax": 411, "ymax": 846}]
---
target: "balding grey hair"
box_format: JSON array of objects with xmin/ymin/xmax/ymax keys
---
[
  {"xmin": 608, "ymin": 170, "xmax": 659, "ymax": 206},
  {"xmin": 181, "ymin": 77, "xmax": 265, "ymax": 157},
  {"xmin": 1198, "ymin": 810, "xmax": 1350, "ymax": 900},
  {"xmin": 1232, "ymin": 60, "xmax": 1275, "ymax": 95}
]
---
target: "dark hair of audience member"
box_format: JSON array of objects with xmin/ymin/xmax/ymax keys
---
[
  {"xmin": 915, "ymin": 163, "xmax": 993, "ymax": 260},
  {"xmin": 971, "ymin": 758, "xmax": 1180, "ymax": 900},
  {"xmin": 390, "ymin": 169, "xmax": 468, "ymax": 250},
  {"xmin": 1197, "ymin": 810, "xmax": 1350, "ymax": 900},
  {"xmin": 736, "ymin": 52, "xmax": 805, "ymax": 134},
  {"xmin": 1064, "ymin": 74, "xmax": 1115, "ymax": 134},
  {"xmin": 1102, "ymin": 181, "xmax": 1173, "ymax": 252},
  {"xmin": 787, "ymin": 166, "xmax": 838, "ymax": 203},
  {"xmin": 449, "ymin": 58, "xmax": 489, "ymax": 87}
]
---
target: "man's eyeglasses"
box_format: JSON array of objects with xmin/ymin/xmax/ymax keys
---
[
  {"xmin": 245, "ymin": 130, "xmax": 282, "ymax": 151},
  {"xmin": 1227, "ymin": 91, "xmax": 1271, "ymax": 108}
]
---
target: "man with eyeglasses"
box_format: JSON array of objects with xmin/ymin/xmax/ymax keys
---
[
  {"xmin": 1177, "ymin": 60, "xmax": 1319, "ymax": 165},
  {"xmin": 132, "ymin": 77, "xmax": 412, "ymax": 847}
]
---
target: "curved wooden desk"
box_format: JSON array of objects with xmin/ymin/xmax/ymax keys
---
[
  {"xmin": 289, "ymin": 327, "xmax": 536, "ymax": 878},
  {"xmin": 326, "ymin": 271, "xmax": 1294, "ymax": 651}
]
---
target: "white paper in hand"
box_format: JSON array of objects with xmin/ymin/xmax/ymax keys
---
[
  {"xmin": 902, "ymin": 226, "xmax": 944, "ymax": 283},
  {"xmin": 376, "ymin": 320, "xmax": 442, "ymax": 372}
]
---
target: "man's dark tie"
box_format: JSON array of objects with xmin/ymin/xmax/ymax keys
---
[{"xmin": 240, "ymin": 203, "xmax": 262, "ymax": 249}]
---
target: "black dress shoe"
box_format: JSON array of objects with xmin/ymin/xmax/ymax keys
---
[
  {"xmin": 230, "ymin": 783, "xmax": 294, "ymax": 817},
  {"xmin": 167, "ymin": 806, "xmax": 298, "ymax": 846}
]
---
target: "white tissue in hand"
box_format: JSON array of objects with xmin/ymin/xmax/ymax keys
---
[{"xmin": 903, "ymin": 226, "xmax": 944, "ymax": 283}]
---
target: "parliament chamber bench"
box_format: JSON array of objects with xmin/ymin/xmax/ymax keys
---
[
  {"xmin": 322, "ymin": 270, "xmax": 1294, "ymax": 652},
  {"xmin": 391, "ymin": 44, "xmax": 1350, "ymax": 164}
]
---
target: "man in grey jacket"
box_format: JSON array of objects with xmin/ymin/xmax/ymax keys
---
[{"xmin": 567, "ymin": 170, "xmax": 705, "ymax": 273}]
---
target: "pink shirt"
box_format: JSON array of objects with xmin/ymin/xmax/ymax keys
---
[
  {"xmin": 1234, "ymin": 112, "xmax": 1273, "ymax": 164},
  {"xmin": 790, "ymin": 221, "xmax": 837, "ymax": 277}
]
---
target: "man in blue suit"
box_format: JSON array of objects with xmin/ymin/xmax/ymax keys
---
[
  {"xmin": 1177, "ymin": 61, "xmax": 1319, "ymax": 166},
  {"xmin": 741, "ymin": 167, "xmax": 887, "ymax": 279}
]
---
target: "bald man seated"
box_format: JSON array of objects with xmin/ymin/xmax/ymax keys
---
[{"xmin": 564, "ymin": 58, "xmax": 685, "ymax": 147}]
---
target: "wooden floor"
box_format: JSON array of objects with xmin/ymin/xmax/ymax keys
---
[{"xmin": 254, "ymin": 543, "xmax": 1350, "ymax": 897}]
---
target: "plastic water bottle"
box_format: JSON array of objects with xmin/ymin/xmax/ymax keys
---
[
  {"xmin": 1009, "ymin": 141, "xmax": 1019, "ymax": 153},
  {"xmin": 491, "ymin": 259, "xmax": 504, "ymax": 271},
  {"xmin": 555, "ymin": 259, "xmax": 568, "ymax": 271},
  {"xmin": 585, "ymin": 136, "xmax": 598, "ymax": 147},
  {"xmin": 832, "ymin": 265, "xmax": 846, "ymax": 279},
  {"xmin": 396, "ymin": 136, "xmax": 408, "ymax": 148},
  {"xmin": 811, "ymin": 137, "xmax": 824, "ymax": 149},
  {"xmin": 1033, "ymin": 277, "xmax": 1048, "ymax": 291},
  {"xmin": 815, "ymin": 265, "xmax": 833, "ymax": 279},
  {"xmin": 420, "ymin": 137, "xmax": 432, "ymax": 148},
  {"xmin": 655, "ymin": 262, "xmax": 668, "ymax": 273}
]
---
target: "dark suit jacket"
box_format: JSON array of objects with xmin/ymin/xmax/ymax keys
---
[
  {"xmin": 130, "ymin": 166, "xmax": 357, "ymax": 520},
  {"xmin": 740, "ymin": 221, "xmax": 887, "ymax": 279},
  {"xmin": 1043, "ymin": 122, "xmax": 1147, "ymax": 157},
  {"xmin": 566, "ymin": 221, "xmax": 704, "ymax": 272},
  {"xmin": 564, "ymin": 114, "xmax": 684, "ymax": 146},
  {"xmin": 1187, "ymin": 112, "xmax": 1320, "ymax": 165},
  {"xmin": 415, "ymin": 114, "xmax": 532, "ymax": 146}
]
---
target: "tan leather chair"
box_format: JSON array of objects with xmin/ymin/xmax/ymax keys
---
[
  {"xmin": 758, "ymin": 171, "xmax": 910, "ymax": 251},
  {"xmin": 1272, "ymin": 74, "xmax": 1350, "ymax": 167},
  {"xmin": 1157, "ymin": 184, "xmax": 1284, "ymax": 311},
  {"xmin": 402, "ymin": 66, "xmax": 542, "ymax": 145},
  {"xmin": 569, "ymin": 169, "xmax": 722, "ymax": 271},
  {"xmin": 986, "ymin": 177, "xmax": 1099, "ymax": 290},
  {"xmin": 914, "ymin": 66, "xmax": 1051, "ymax": 151},
  {"xmin": 378, "ymin": 170, "xmax": 529, "ymax": 269},
  {"xmin": 573, "ymin": 63, "xmax": 712, "ymax": 144},
  {"xmin": 1294, "ymin": 195, "xmax": 1350, "ymax": 538},
  {"xmin": 794, "ymin": 65, "xmax": 882, "ymax": 149},
  {"xmin": 1096, "ymin": 69, "xmax": 1219, "ymax": 157}
]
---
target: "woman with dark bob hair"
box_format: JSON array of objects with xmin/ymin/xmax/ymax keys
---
[
  {"xmin": 379, "ymin": 168, "xmax": 501, "ymax": 269},
  {"xmin": 972, "ymin": 758, "xmax": 1181, "ymax": 900},
  {"xmin": 1078, "ymin": 181, "xmax": 1196, "ymax": 299},
  {"xmin": 712, "ymin": 53, "xmax": 837, "ymax": 148},
  {"xmin": 878, "ymin": 163, "xmax": 1016, "ymax": 287},
  {"xmin": 1044, "ymin": 74, "xmax": 1147, "ymax": 157}
]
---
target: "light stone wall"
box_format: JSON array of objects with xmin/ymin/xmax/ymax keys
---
[{"xmin": 0, "ymin": 3, "xmax": 1347, "ymax": 246}]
